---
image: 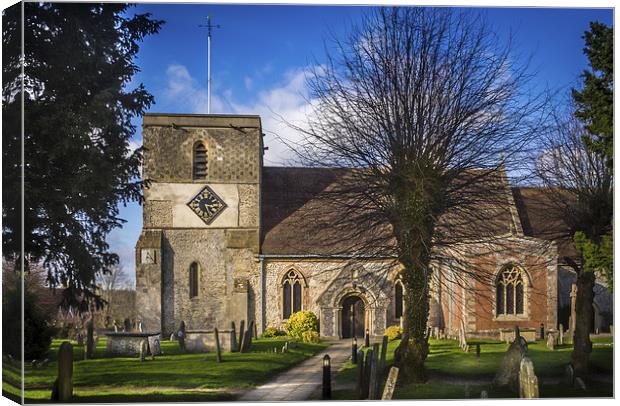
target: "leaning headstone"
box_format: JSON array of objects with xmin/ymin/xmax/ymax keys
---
[
  {"xmin": 139, "ymin": 340, "xmax": 147, "ymax": 362},
  {"xmin": 241, "ymin": 329, "xmax": 252, "ymax": 353},
  {"xmin": 493, "ymin": 334, "xmax": 529, "ymax": 393},
  {"xmin": 574, "ymin": 377, "xmax": 586, "ymax": 390},
  {"xmin": 85, "ymin": 320, "xmax": 95, "ymax": 359},
  {"xmin": 379, "ymin": 335, "xmax": 388, "ymax": 372},
  {"xmin": 380, "ymin": 366, "xmax": 399, "ymax": 400},
  {"xmin": 546, "ymin": 332, "xmax": 555, "ymax": 350},
  {"xmin": 231, "ymin": 321, "xmax": 238, "ymax": 352},
  {"xmin": 356, "ymin": 349, "xmax": 365, "ymax": 399},
  {"xmin": 148, "ymin": 334, "xmax": 162, "ymax": 356},
  {"xmin": 369, "ymin": 343, "xmax": 380, "ymax": 399},
  {"xmin": 564, "ymin": 364, "xmax": 574, "ymax": 386},
  {"xmin": 124, "ymin": 318, "xmax": 131, "ymax": 332},
  {"xmin": 238, "ymin": 320, "xmax": 246, "ymax": 352},
  {"xmin": 519, "ymin": 357, "xmax": 539, "ymax": 398},
  {"xmin": 178, "ymin": 321, "xmax": 186, "ymax": 351},
  {"xmin": 214, "ymin": 328, "xmax": 222, "ymax": 362},
  {"xmin": 558, "ymin": 324, "xmax": 564, "ymax": 345},
  {"xmin": 51, "ymin": 342, "xmax": 73, "ymax": 401},
  {"xmin": 362, "ymin": 348, "xmax": 373, "ymax": 399}
]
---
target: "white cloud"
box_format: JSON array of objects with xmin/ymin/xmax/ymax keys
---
[{"xmin": 161, "ymin": 64, "xmax": 318, "ymax": 165}]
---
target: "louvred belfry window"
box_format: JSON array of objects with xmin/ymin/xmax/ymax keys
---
[
  {"xmin": 282, "ymin": 269, "xmax": 304, "ymax": 319},
  {"xmin": 193, "ymin": 142, "xmax": 208, "ymax": 179},
  {"xmin": 496, "ymin": 264, "xmax": 526, "ymax": 316}
]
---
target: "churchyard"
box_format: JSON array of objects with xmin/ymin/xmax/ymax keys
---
[{"xmin": 2, "ymin": 330, "xmax": 613, "ymax": 402}]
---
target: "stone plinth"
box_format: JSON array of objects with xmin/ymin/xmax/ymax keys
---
[
  {"xmin": 105, "ymin": 332, "xmax": 161, "ymax": 357},
  {"xmin": 184, "ymin": 329, "xmax": 235, "ymax": 353}
]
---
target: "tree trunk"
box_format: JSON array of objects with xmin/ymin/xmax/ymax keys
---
[{"xmin": 571, "ymin": 271, "xmax": 594, "ymax": 378}]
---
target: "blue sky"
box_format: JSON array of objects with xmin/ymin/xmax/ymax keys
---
[{"xmin": 108, "ymin": 3, "xmax": 613, "ymax": 281}]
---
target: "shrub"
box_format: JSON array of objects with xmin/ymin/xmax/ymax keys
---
[
  {"xmin": 285, "ymin": 311, "xmax": 319, "ymax": 340},
  {"xmin": 385, "ymin": 325, "xmax": 403, "ymax": 341},
  {"xmin": 262, "ymin": 327, "xmax": 286, "ymax": 338},
  {"xmin": 302, "ymin": 330, "xmax": 320, "ymax": 343}
]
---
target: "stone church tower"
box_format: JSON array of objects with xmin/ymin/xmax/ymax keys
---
[{"xmin": 135, "ymin": 114, "xmax": 262, "ymax": 335}]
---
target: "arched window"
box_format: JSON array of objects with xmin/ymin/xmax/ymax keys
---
[
  {"xmin": 282, "ymin": 269, "xmax": 304, "ymax": 319},
  {"xmin": 189, "ymin": 262, "xmax": 199, "ymax": 298},
  {"xmin": 193, "ymin": 142, "xmax": 208, "ymax": 179},
  {"xmin": 395, "ymin": 280, "xmax": 404, "ymax": 319},
  {"xmin": 496, "ymin": 264, "xmax": 526, "ymax": 316}
]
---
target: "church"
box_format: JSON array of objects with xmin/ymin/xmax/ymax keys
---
[{"xmin": 135, "ymin": 113, "xmax": 612, "ymax": 339}]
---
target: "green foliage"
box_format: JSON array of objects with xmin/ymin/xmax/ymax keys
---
[
  {"xmin": 301, "ymin": 330, "xmax": 321, "ymax": 343},
  {"xmin": 2, "ymin": 3, "xmax": 163, "ymax": 310},
  {"xmin": 385, "ymin": 325, "xmax": 403, "ymax": 341},
  {"xmin": 285, "ymin": 311, "xmax": 319, "ymax": 340},
  {"xmin": 261, "ymin": 327, "xmax": 286, "ymax": 338},
  {"xmin": 572, "ymin": 22, "xmax": 613, "ymax": 172},
  {"xmin": 574, "ymin": 231, "xmax": 613, "ymax": 290},
  {"xmin": 3, "ymin": 281, "xmax": 56, "ymax": 360}
]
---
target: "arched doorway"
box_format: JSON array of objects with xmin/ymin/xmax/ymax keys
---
[{"xmin": 342, "ymin": 295, "xmax": 365, "ymax": 338}]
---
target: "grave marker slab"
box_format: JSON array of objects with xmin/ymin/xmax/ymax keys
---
[{"xmin": 380, "ymin": 367, "xmax": 399, "ymax": 400}]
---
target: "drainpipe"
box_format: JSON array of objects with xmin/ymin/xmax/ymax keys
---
[{"xmin": 258, "ymin": 255, "xmax": 265, "ymax": 335}]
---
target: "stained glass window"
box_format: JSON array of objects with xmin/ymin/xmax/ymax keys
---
[{"xmin": 496, "ymin": 265, "xmax": 526, "ymax": 316}]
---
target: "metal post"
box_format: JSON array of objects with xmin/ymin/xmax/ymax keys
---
[
  {"xmin": 322, "ymin": 354, "xmax": 331, "ymax": 399},
  {"xmin": 207, "ymin": 15, "xmax": 211, "ymax": 113},
  {"xmin": 352, "ymin": 338, "xmax": 358, "ymax": 364}
]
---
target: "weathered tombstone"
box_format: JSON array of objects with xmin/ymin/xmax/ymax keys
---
[
  {"xmin": 379, "ymin": 335, "xmax": 388, "ymax": 372},
  {"xmin": 85, "ymin": 320, "xmax": 94, "ymax": 359},
  {"xmin": 519, "ymin": 357, "xmax": 539, "ymax": 398},
  {"xmin": 138, "ymin": 320, "xmax": 144, "ymax": 333},
  {"xmin": 493, "ymin": 334, "xmax": 529, "ymax": 393},
  {"xmin": 380, "ymin": 366, "xmax": 399, "ymax": 400},
  {"xmin": 148, "ymin": 334, "xmax": 162, "ymax": 356},
  {"xmin": 368, "ymin": 344, "xmax": 380, "ymax": 399},
  {"xmin": 247, "ymin": 321, "xmax": 255, "ymax": 347},
  {"xmin": 574, "ymin": 376, "xmax": 586, "ymax": 390},
  {"xmin": 170, "ymin": 333, "xmax": 175, "ymax": 341},
  {"xmin": 178, "ymin": 320, "xmax": 186, "ymax": 351},
  {"xmin": 76, "ymin": 333, "xmax": 84, "ymax": 346},
  {"xmin": 51, "ymin": 342, "xmax": 73, "ymax": 401},
  {"xmin": 564, "ymin": 364, "xmax": 574, "ymax": 385},
  {"xmin": 480, "ymin": 390, "xmax": 488, "ymax": 398},
  {"xmin": 31, "ymin": 360, "xmax": 38, "ymax": 369},
  {"xmin": 356, "ymin": 349, "xmax": 365, "ymax": 399},
  {"xmin": 362, "ymin": 348, "xmax": 373, "ymax": 399},
  {"xmin": 238, "ymin": 320, "xmax": 246, "ymax": 352},
  {"xmin": 113, "ymin": 320, "xmax": 119, "ymax": 333},
  {"xmin": 240, "ymin": 329, "xmax": 252, "ymax": 353},
  {"xmin": 364, "ymin": 329, "xmax": 370, "ymax": 347},
  {"xmin": 231, "ymin": 321, "xmax": 238, "ymax": 352},
  {"xmin": 124, "ymin": 318, "xmax": 131, "ymax": 332},
  {"xmin": 214, "ymin": 327, "xmax": 222, "ymax": 362},
  {"xmin": 281, "ymin": 345, "xmax": 287, "ymax": 353},
  {"xmin": 559, "ymin": 324, "xmax": 564, "ymax": 345},
  {"xmin": 546, "ymin": 332, "xmax": 555, "ymax": 350},
  {"xmin": 139, "ymin": 340, "xmax": 147, "ymax": 362}
]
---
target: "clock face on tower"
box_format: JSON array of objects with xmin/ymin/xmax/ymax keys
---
[{"xmin": 187, "ymin": 185, "xmax": 227, "ymax": 225}]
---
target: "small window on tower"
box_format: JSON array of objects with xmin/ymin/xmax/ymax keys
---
[
  {"xmin": 189, "ymin": 262, "xmax": 199, "ymax": 298},
  {"xmin": 193, "ymin": 142, "xmax": 208, "ymax": 179}
]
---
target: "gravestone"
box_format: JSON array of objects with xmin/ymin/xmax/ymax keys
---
[
  {"xmin": 241, "ymin": 329, "xmax": 252, "ymax": 353},
  {"xmin": 546, "ymin": 332, "xmax": 555, "ymax": 350},
  {"xmin": 231, "ymin": 322, "xmax": 238, "ymax": 352},
  {"xmin": 238, "ymin": 320, "xmax": 246, "ymax": 352},
  {"xmin": 76, "ymin": 333, "xmax": 84, "ymax": 346},
  {"xmin": 558, "ymin": 324, "xmax": 564, "ymax": 345},
  {"xmin": 31, "ymin": 360, "xmax": 38, "ymax": 369},
  {"xmin": 368, "ymin": 344, "xmax": 380, "ymax": 399},
  {"xmin": 170, "ymin": 333, "xmax": 175, "ymax": 341},
  {"xmin": 574, "ymin": 377, "xmax": 586, "ymax": 390},
  {"xmin": 41, "ymin": 358, "xmax": 50, "ymax": 368},
  {"xmin": 379, "ymin": 335, "xmax": 388, "ymax": 372},
  {"xmin": 214, "ymin": 328, "xmax": 222, "ymax": 362},
  {"xmin": 356, "ymin": 349, "xmax": 365, "ymax": 399},
  {"xmin": 480, "ymin": 390, "xmax": 488, "ymax": 398},
  {"xmin": 247, "ymin": 321, "xmax": 255, "ymax": 347},
  {"xmin": 519, "ymin": 357, "xmax": 539, "ymax": 398},
  {"xmin": 124, "ymin": 318, "xmax": 131, "ymax": 332},
  {"xmin": 493, "ymin": 334, "xmax": 529, "ymax": 392},
  {"xmin": 138, "ymin": 320, "xmax": 144, "ymax": 333},
  {"xmin": 51, "ymin": 342, "xmax": 73, "ymax": 401},
  {"xmin": 148, "ymin": 334, "xmax": 162, "ymax": 356},
  {"xmin": 85, "ymin": 320, "xmax": 95, "ymax": 359},
  {"xmin": 178, "ymin": 321, "xmax": 186, "ymax": 351},
  {"xmin": 564, "ymin": 364, "xmax": 574, "ymax": 385},
  {"xmin": 381, "ymin": 367, "xmax": 399, "ymax": 400},
  {"xmin": 362, "ymin": 348, "xmax": 373, "ymax": 399},
  {"xmin": 139, "ymin": 340, "xmax": 147, "ymax": 362},
  {"xmin": 113, "ymin": 320, "xmax": 119, "ymax": 333}
]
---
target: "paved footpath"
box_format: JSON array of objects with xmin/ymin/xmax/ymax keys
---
[{"xmin": 238, "ymin": 340, "xmax": 351, "ymax": 401}]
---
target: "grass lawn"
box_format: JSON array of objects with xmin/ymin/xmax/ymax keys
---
[
  {"xmin": 3, "ymin": 336, "xmax": 327, "ymax": 403},
  {"xmin": 331, "ymin": 337, "xmax": 613, "ymax": 400}
]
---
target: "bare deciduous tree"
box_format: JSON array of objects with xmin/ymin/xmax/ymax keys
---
[
  {"xmin": 533, "ymin": 110, "xmax": 612, "ymax": 379},
  {"xmin": 288, "ymin": 7, "xmax": 549, "ymax": 382}
]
